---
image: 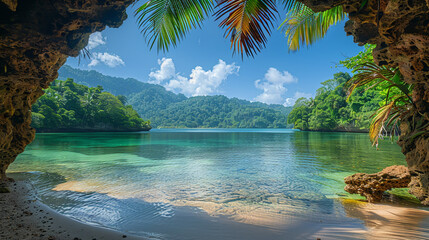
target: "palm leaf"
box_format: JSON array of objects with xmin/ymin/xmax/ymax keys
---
[
  {"xmin": 135, "ymin": 0, "xmax": 213, "ymax": 52},
  {"xmin": 345, "ymin": 62, "xmax": 398, "ymax": 99},
  {"xmin": 344, "ymin": 61, "xmax": 417, "ymax": 148},
  {"xmin": 78, "ymin": 47, "xmax": 92, "ymax": 65},
  {"xmin": 281, "ymin": 0, "xmax": 308, "ymax": 13},
  {"xmin": 369, "ymin": 100, "xmax": 395, "ymax": 147},
  {"xmin": 215, "ymin": 0, "xmax": 278, "ymax": 57},
  {"xmin": 280, "ymin": 5, "xmax": 346, "ymax": 51}
]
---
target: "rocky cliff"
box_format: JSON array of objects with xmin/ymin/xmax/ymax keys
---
[
  {"xmin": 0, "ymin": 0, "xmax": 133, "ymax": 180},
  {"xmin": 302, "ymin": 0, "xmax": 429, "ymax": 204}
]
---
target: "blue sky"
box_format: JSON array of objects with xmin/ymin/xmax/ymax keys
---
[{"xmin": 65, "ymin": 5, "xmax": 363, "ymax": 106}]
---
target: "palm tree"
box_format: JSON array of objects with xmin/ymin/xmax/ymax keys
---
[
  {"xmin": 343, "ymin": 62, "xmax": 425, "ymax": 148},
  {"xmin": 135, "ymin": 0, "xmax": 347, "ymax": 57}
]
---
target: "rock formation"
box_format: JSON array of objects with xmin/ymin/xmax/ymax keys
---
[
  {"xmin": 0, "ymin": 0, "xmax": 133, "ymax": 181},
  {"xmin": 344, "ymin": 165, "xmax": 411, "ymax": 202},
  {"xmin": 300, "ymin": 0, "xmax": 429, "ymax": 204}
]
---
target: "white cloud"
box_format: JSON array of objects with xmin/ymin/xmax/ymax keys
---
[
  {"xmin": 254, "ymin": 68, "xmax": 297, "ymax": 104},
  {"xmin": 87, "ymin": 32, "xmax": 106, "ymax": 50},
  {"xmin": 148, "ymin": 58, "xmax": 176, "ymax": 84},
  {"xmin": 86, "ymin": 33, "xmax": 124, "ymax": 68},
  {"xmin": 88, "ymin": 52, "xmax": 125, "ymax": 68},
  {"xmin": 284, "ymin": 91, "xmax": 313, "ymax": 107},
  {"xmin": 149, "ymin": 59, "xmax": 239, "ymax": 96}
]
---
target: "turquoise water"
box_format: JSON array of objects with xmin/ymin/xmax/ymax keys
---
[{"xmin": 9, "ymin": 129, "xmax": 409, "ymax": 239}]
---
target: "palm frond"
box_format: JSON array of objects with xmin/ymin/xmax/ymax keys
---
[
  {"xmin": 215, "ymin": 0, "xmax": 278, "ymax": 57},
  {"xmin": 345, "ymin": 62, "xmax": 400, "ymax": 100},
  {"xmin": 369, "ymin": 97, "xmax": 411, "ymax": 148},
  {"xmin": 282, "ymin": 0, "xmax": 308, "ymax": 13},
  {"xmin": 280, "ymin": 5, "xmax": 346, "ymax": 51},
  {"xmin": 135, "ymin": 0, "xmax": 213, "ymax": 52},
  {"xmin": 369, "ymin": 101, "xmax": 393, "ymax": 146},
  {"xmin": 344, "ymin": 61, "xmax": 417, "ymax": 148},
  {"xmin": 78, "ymin": 47, "xmax": 92, "ymax": 65}
]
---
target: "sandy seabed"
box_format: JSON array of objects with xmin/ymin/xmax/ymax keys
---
[{"xmin": 2, "ymin": 180, "xmax": 429, "ymax": 240}]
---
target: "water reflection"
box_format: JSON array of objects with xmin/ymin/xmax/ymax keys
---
[{"xmin": 8, "ymin": 129, "xmax": 417, "ymax": 239}]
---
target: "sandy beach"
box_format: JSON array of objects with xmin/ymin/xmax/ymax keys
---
[
  {"xmin": 0, "ymin": 181, "xmax": 143, "ymax": 240},
  {"xmin": 2, "ymin": 179, "xmax": 429, "ymax": 240}
]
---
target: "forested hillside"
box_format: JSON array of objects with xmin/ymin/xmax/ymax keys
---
[
  {"xmin": 58, "ymin": 65, "xmax": 149, "ymax": 95},
  {"xmin": 287, "ymin": 72, "xmax": 381, "ymax": 132},
  {"xmin": 150, "ymin": 95, "xmax": 291, "ymax": 128},
  {"xmin": 32, "ymin": 79, "xmax": 151, "ymax": 132},
  {"xmin": 287, "ymin": 45, "xmax": 385, "ymax": 132},
  {"xmin": 58, "ymin": 66, "xmax": 292, "ymax": 128}
]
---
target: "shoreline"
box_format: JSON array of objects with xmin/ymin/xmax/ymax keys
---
[
  {"xmin": 34, "ymin": 128, "xmax": 151, "ymax": 133},
  {"xmin": 300, "ymin": 129, "xmax": 369, "ymax": 134},
  {"xmin": 2, "ymin": 178, "xmax": 429, "ymax": 239},
  {"xmin": 0, "ymin": 181, "xmax": 143, "ymax": 240}
]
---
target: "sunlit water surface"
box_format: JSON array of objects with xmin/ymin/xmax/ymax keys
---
[{"xmin": 9, "ymin": 129, "xmax": 417, "ymax": 239}]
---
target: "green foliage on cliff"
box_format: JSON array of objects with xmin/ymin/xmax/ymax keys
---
[
  {"xmin": 31, "ymin": 79, "xmax": 151, "ymax": 131},
  {"xmin": 58, "ymin": 65, "xmax": 292, "ymax": 128},
  {"xmin": 287, "ymin": 72, "xmax": 383, "ymax": 131}
]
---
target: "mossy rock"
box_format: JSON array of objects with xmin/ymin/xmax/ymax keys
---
[{"xmin": 387, "ymin": 188, "xmax": 420, "ymax": 205}]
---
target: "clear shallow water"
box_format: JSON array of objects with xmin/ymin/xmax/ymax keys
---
[{"xmin": 9, "ymin": 129, "xmax": 411, "ymax": 239}]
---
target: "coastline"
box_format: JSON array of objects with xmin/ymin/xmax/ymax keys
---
[
  {"xmin": 300, "ymin": 128, "xmax": 369, "ymax": 134},
  {"xmin": 153, "ymin": 127, "xmax": 368, "ymax": 134},
  {"xmin": 2, "ymin": 180, "xmax": 429, "ymax": 239},
  {"xmin": 35, "ymin": 128, "xmax": 151, "ymax": 133},
  {"xmin": 0, "ymin": 181, "xmax": 143, "ymax": 240}
]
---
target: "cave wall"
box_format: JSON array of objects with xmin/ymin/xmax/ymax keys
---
[
  {"xmin": 302, "ymin": 0, "xmax": 429, "ymax": 204},
  {"xmin": 0, "ymin": 0, "xmax": 134, "ymax": 180}
]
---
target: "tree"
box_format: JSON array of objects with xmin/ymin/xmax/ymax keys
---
[
  {"xmin": 287, "ymin": 70, "xmax": 384, "ymax": 132},
  {"xmin": 117, "ymin": 95, "xmax": 128, "ymax": 105},
  {"xmin": 344, "ymin": 62, "xmax": 418, "ymax": 148},
  {"xmin": 31, "ymin": 80, "xmax": 151, "ymax": 131},
  {"xmin": 135, "ymin": 0, "xmax": 346, "ymax": 56}
]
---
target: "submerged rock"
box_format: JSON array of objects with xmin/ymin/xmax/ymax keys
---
[{"xmin": 344, "ymin": 165, "xmax": 411, "ymax": 203}]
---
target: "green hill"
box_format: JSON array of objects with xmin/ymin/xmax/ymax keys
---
[
  {"xmin": 150, "ymin": 95, "xmax": 291, "ymax": 128},
  {"xmin": 32, "ymin": 79, "xmax": 151, "ymax": 132},
  {"xmin": 58, "ymin": 65, "xmax": 292, "ymax": 128}
]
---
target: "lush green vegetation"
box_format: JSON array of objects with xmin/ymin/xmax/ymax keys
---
[
  {"xmin": 287, "ymin": 43, "xmax": 417, "ymax": 146},
  {"xmin": 343, "ymin": 50, "xmax": 416, "ymax": 147},
  {"xmin": 287, "ymin": 72, "xmax": 382, "ymax": 132},
  {"xmin": 31, "ymin": 79, "xmax": 151, "ymax": 132},
  {"xmin": 148, "ymin": 95, "xmax": 291, "ymax": 128},
  {"xmin": 58, "ymin": 65, "xmax": 162, "ymax": 96},
  {"xmin": 287, "ymin": 45, "xmax": 383, "ymax": 132},
  {"xmin": 59, "ymin": 65, "xmax": 188, "ymax": 124},
  {"xmin": 59, "ymin": 65, "xmax": 292, "ymax": 128}
]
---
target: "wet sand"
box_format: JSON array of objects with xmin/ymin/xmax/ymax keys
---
[
  {"xmin": 2, "ymin": 180, "xmax": 429, "ymax": 240},
  {"xmin": 0, "ymin": 181, "xmax": 142, "ymax": 240},
  {"xmin": 339, "ymin": 199, "xmax": 429, "ymax": 240}
]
